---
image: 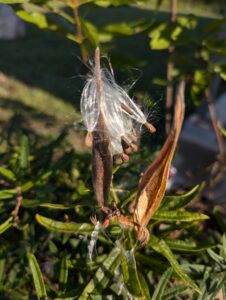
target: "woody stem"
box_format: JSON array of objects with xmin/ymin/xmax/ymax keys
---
[
  {"xmin": 73, "ymin": 0, "xmax": 88, "ymax": 63},
  {"xmin": 165, "ymin": 0, "xmax": 177, "ymax": 134}
]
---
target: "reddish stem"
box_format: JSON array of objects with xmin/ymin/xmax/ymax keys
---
[
  {"xmin": 165, "ymin": 0, "xmax": 177, "ymax": 134},
  {"xmin": 11, "ymin": 186, "xmax": 23, "ymax": 219},
  {"xmin": 72, "ymin": 0, "xmax": 88, "ymax": 63}
]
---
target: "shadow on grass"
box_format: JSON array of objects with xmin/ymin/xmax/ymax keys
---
[
  {"xmin": 0, "ymin": 6, "xmax": 217, "ymax": 110},
  {"xmin": 0, "ymin": 98, "xmax": 56, "ymax": 123},
  {"xmin": 0, "ymin": 6, "xmax": 175, "ymax": 106},
  {"xmin": 0, "ymin": 97, "xmax": 85, "ymax": 150}
]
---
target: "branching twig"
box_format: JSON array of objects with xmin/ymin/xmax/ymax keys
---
[{"xmin": 165, "ymin": 0, "xmax": 177, "ymax": 134}]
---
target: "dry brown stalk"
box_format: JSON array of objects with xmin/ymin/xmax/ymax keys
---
[
  {"xmin": 205, "ymin": 89, "xmax": 226, "ymax": 189},
  {"xmin": 206, "ymin": 89, "xmax": 225, "ymax": 164},
  {"xmin": 72, "ymin": 0, "xmax": 88, "ymax": 63},
  {"xmin": 92, "ymin": 48, "xmax": 113, "ymax": 213},
  {"xmin": 165, "ymin": 0, "xmax": 177, "ymax": 134}
]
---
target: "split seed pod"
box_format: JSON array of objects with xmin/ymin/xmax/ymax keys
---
[
  {"xmin": 132, "ymin": 81, "xmax": 185, "ymax": 244},
  {"xmin": 80, "ymin": 47, "xmax": 157, "ymax": 214}
]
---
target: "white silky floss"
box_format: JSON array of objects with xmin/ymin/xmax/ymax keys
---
[
  {"xmin": 80, "ymin": 72, "xmax": 99, "ymax": 133},
  {"xmin": 80, "ymin": 63, "xmax": 148, "ymax": 155},
  {"xmin": 100, "ymin": 68, "xmax": 135, "ymax": 155}
]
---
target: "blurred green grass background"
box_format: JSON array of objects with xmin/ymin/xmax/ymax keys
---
[{"xmin": 0, "ymin": 1, "xmax": 224, "ymax": 146}]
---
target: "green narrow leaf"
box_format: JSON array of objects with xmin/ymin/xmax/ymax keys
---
[
  {"xmin": 160, "ymin": 184, "xmax": 204, "ymax": 211},
  {"xmin": 149, "ymin": 235, "xmax": 201, "ymax": 293},
  {"xmin": 23, "ymin": 201, "xmax": 76, "ymax": 209},
  {"xmin": 149, "ymin": 22, "xmax": 183, "ymax": 50},
  {"xmin": 182, "ymin": 263, "xmax": 211, "ymax": 276},
  {"xmin": 59, "ymin": 257, "xmax": 68, "ymax": 292},
  {"xmin": 16, "ymin": 11, "xmax": 48, "ymax": 29},
  {"xmin": 0, "ymin": 258, "xmax": 5, "ymax": 285},
  {"xmin": 80, "ymin": 18, "xmax": 99, "ymax": 46},
  {"xmin": 0, "ymin": 189, "xmax": 17, "ymax": 200},
  {"xmin": 21, "ymin": 199, "xmax": 42, "ymax": 208},
  {"xmin": 218, "ymin": 124, "xmax": 226, "ymax": 138},
  {"xmin": 35, "ymin": 214, "xmax": 94, "ymax": 234},
  {"xmin": 0, "ymin": 0, "xmax": 28, "ymax": 2},
  {"xmin": 40, "ymin": 203, "xmax": 76, "ymax": 210},
  {"xmin": 102, "ymin": 20, "xmax": 149, "ymax": 37},
  {"xmin": 152, "ymin": 268, "xmax": 173, "ymax": 300},
  {"xmin": 0, "ymin": 167, "xmax": 16, "ymax": 182},
  {"xmin": 0, "ymin": 216, "xmax": 13, "ymax": 234},
  {"xmin": 223, "ymin": 281, "xmax": 226, "ymax": 299},
  {"xmin": 138, "ymin": 272, "xmax": 151, "ymax": 300},
  {"xmin": 152, "ymin": 210, "xmax": 209, "ymax": 222},
  {"xmin": 121, "ymin": 252, "xmax": 129, "ymax": 283},
  {"xmin": 21, "ymin": 181, "xmax": 34, "ymax": 192},
  {"xmin": 207, "ymin": 249, "xmax": 226, "ymax": 265},
  {"xmin": 191, "ymin": 70, "xmax": 211, "ymax": 106},
  {"xmin": 162, "ymin": 285, "xmax": 187, "ymax": 300},
  {"xmin": 213, "ymin": 207, "xmax": 226, "ymax": 232},
  {"xmin": 213, "ymin": 62, "xmax": 226, "ymax": 81},
  {"xmin": 177, "ymin": 15, "xmax": 197, "ymax": 29},
  {"xmin": 149, "ymin": 22, "xmax": 170, "ymax": 50},
  {"xmin": 120, "ymin": 188, "xmax": 137, "ymax": 208},
  {"xmin": 136, "ymin": 252, "xmax": 168, "ymax": 274},
  {"xmin": 222, "ymin": 234, "xmax": 226, "ymax": 257},
  {"xmin": 103, "ymin": 22, "xmax": 134, "ymax": 35},
  {"xmin": 48, "ymin": 240, "xmax": 58, "ymax": 255},
  {"xmin": 78, "ymin": 247, "xmax": 121, "ymax": 298},
  {"xmin": 197, "ymin": 269, "xmax": 211, "ymax": 300},
  {"xmin": 165, "ymin": 239, "xmax": 216, "ymax": 252},
  {"xmin": 27, "ymin": 253, "xmax": 47, "ymax": 300},
  {"xmin": 209, "ymin": 273, "xmax": 226, "ymax": 300},
  {"xmin": 19, "ymin": 135, "xmax": 30, "ymax": 170},
  {"xmin": 121, "ymin": 249, "xmax": 151, "ymax": 299}
]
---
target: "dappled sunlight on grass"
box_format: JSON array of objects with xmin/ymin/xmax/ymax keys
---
[{"xmin": 0, "ymin": 73, "xmax": 85, "ymax": 150}]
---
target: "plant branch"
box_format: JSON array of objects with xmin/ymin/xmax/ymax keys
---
[
  {"xmin": 72, "ymin": 0, "xmax": 88, "ymax": 63},
  {"xmin": 165, "ymin": 0, "xmax": 177, "ymax": 134},
  {"xmin": 204, "ymin": 89, "xmax": 226, "ymax": 190},
  {"xmin": 11, "ymin": 186, "xmax": 23, "ymax": 219},
  {"xmin": 205, "ymin": 89, "xmax": 225, "ymax": 163}
]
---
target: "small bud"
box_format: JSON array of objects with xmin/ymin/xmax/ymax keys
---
[
  {"xmin": 121, "ymin": 153, "xmax": 130, "ymax": 163},
  {"xmin": 130, "ymin": 143, "xmax": 139, "ymax": 153},
  {"xmin": 85, "ymin": 131, "xmax": 93, "ymax": 148},
  {"xmin": 144, "ymin": 121, "xmax": 156, "ymax": 133}
]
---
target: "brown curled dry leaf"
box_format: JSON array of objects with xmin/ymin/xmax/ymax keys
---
[
  {"xmin": 132, "ymin": 81, "xmax": 185, "ymax": 243},
  {"xmin": 92, "ymin": 47, "xmax": 113, "ymax": 212}
]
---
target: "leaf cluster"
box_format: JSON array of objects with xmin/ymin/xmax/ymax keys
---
[{"xmin": 0, "ymin": 131, "xmax": 225, "ymax": 299}]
